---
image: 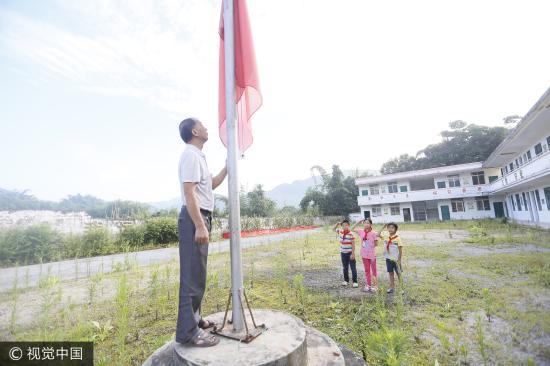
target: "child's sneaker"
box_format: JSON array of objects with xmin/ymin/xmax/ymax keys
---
[
  {"xmin": 362, "ymin": 285, "xmax": 370, "ymax": 292},
  {"xmin": 352, "ymin": 282, "xmax": 358, "ymax": 288},
  {"xmin": 341, "ymin": 281, "xmax": 349, "ymax": 286},
  {"xmin": 386, "ymin": 288, "xmax": 394, "ymax": 294}
]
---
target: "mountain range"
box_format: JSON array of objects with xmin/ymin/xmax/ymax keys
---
[
  {"xmin": 149, "ymin": 169, "xmax": 378, "ymax": 210},
  {"xmin": 2, "ymin": 169, "xmax": 377, "ymax": 212}
]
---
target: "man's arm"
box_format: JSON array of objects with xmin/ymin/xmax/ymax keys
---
[
  {"xmin": 351, "ymin": 239, "xmax": 356, "ymax": 260},
  {"xmin": 332, "ymin": 222, "xmax": 341, "ymax": 232},
  {"xmin": 212, "ymin": 163, "xmax": 227, "ymax": 190},
  {"xmin": 184, "ymin": 182, "xmax": 209, "ymax": 244}
]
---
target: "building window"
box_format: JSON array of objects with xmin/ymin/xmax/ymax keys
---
[
  {"xmin": 390, "ymin": 204, "xmax": 400, "ymax": 216},
  {"xmin": 526, "ymin": 150, "xmax": 532, "ymax": 161},
  {"xmin": 372, "ymin": 205, "xmax": 382, "ymax": 217},
  {"xmin": 515, "ymin": 158, "xmax": 520, "ymax": 167},
  {"xmin": 534, "ymin": 189, "xmax": 542, "ymax": 211},
  {"xmin": 509, "ymin": 162, "xmax": 514, "ymax": 172},
  {"xmin": 475, "ymin": 196, "xmax": 490, "ymax": 211},
  {"xmin": 369, "ymin": 185, "xmax": 379, "ymax": 195},
  {"xmin": 399, "ymin": 185, "xmax": 408, "ymax": 192},
  {"xmin": 471, "ymin": 171, "xmax": 486, "ymax": 185},
  {"xmin": 451, "ymin": 199, "xmax": 465, "ymax": 212},
  {"xmin": 361, "ymin": 189, "xmax": 368, "ymax": 196},
  {"xmin": 448, "ymin": 175, "xmax": 460, "ymax": 188},
  {"xmin": 489, "ymin": 176, "xmax": 498, "ymax": 183},
  {"xmin": 522, "ymin": 192, "xmax": 528, "ymax": 209},
  {"xmin": 547, "ymin": 136, "xmax": 550, "ymax": 151},
  {"xmin": 515, "ymin": 194, "xmax": 522, "ymax": 211},
  {"xmin": 535, "ymin": 143, "xmax": 543, "ymax": 156},
  {"xmin": 387, "ymin": 182, "xmax": 398, "ymax": 193},
  {"xmin": 544, "ymin": 188, "xmax": 550, "ymax": 210},
  {"xmin": 511, "ymin": 196, "xmax": 516, "ymax": 211},
  {"xmin": 437, "ymin": 181, "xmax": 446, "ymax": 189}
]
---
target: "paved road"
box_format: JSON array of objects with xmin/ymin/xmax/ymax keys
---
[{"xmin": 0, "ymin": 228, "xmax": 321, "ymax": 293}]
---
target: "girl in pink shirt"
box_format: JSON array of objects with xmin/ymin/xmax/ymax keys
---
[{"xmin": 352, "ymin": 218, "xmax": 379, "ymax": 292}]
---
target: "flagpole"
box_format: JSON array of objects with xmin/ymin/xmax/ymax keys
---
[{"xmin": 223, "ymin": 0, "xmax": 245, "ymax": 332}]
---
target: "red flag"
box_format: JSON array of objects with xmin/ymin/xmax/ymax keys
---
[{"xmin": 219, "ymin": 0, "xmax": 262, "ymax": 155}]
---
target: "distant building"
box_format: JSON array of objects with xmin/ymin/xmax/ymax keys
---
[
  {"xmin": 355, "ymin": 87, "xmax": 550, "ymax": 226},
  {"xmin": 355, "ymin": 162, "xmax": 502, "ymax": 223},
  {"xmin": 0, "ymin": 210, "xmax": 139, "ymax": 233}
]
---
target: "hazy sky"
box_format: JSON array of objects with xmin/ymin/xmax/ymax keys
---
[{"xmin": 1, "ymin": 0, "xmax": 549, "ymax": 202}]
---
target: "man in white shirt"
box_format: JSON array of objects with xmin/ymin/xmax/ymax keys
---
[{"xmin": 175, "ymin": 117, "xmax": 227, "ymax": 347}]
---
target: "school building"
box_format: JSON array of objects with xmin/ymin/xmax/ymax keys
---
[{"xmin": 355, "ymin": 87, "xmax": 550, "ymax": 226}]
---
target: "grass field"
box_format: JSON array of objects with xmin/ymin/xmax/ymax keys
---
[{"xmin": 1, "ymin": 219, "xmax": 549, "ymax": 365}]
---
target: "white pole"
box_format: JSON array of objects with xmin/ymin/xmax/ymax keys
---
[{"xmin": 223, "ymin": 0, "xmax": 245, "ymax": 332}]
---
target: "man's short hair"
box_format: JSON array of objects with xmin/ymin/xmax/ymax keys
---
[
  {"xmin": 179, "ymin": 118, "xmax": 198, "ymax": 143},
  {"xmin": 387, "ymin": 222, "xmax": 399, "ymax": 231}
]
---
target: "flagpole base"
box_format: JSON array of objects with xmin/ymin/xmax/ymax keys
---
[
  {"xmin": 141, "ymin": 309, "xmax": 348, "ymax": 366},
  {"xmin": 212, "ymin": 322, "xmax": 267, "ymax": 343}
]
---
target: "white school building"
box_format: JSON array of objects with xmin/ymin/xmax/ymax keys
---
[{"xmin": 355, "ymin": 87, "xmax": 550, "ymax": 226}]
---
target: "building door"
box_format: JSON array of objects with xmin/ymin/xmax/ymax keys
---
[
  {"xmin": 412, "ymin": 201, "xmax": 427, "ymax": 221},
  {"xmin": 364, "ymin": 211, "xmax": 371, "ymax": 219},
  {"xmin": 521, "ymin": 192, "xmax": 535, "ymax": 222},
  {"xmin": 403, "ymin": 208, "xmax": 411, "ymax": 222},
  {"xmin": 493, "ymin": 202, "xmax": 505, "ymax": 218},
  {"xmin": 529, "ymin": 191, "xmax": 540, "ymax": 222},
  {"xmin": 440, "ymin": 205, "xmax": 451, "ymax": 221}
]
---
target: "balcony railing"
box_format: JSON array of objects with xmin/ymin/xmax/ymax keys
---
[
  {"xmin": 357, "ymin": 184, "xmax": 491, "ymax": 206},
  {"xmin": 489, "ymin": 149, "xmax": 550, "ymax": 192}
]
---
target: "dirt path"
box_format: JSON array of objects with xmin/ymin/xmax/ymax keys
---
[
  {"xmin": 2, "ymin": 227, "xmax": 549, "ymax": 365},
  {"xmin": 291, "ymin": 229, "xmax": 549, "ymax": 299},
  {"xmin": 0, "ymin": 228, "xmax": 321, "ymax": 293}
]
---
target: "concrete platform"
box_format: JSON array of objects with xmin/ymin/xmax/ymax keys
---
[{"xmin": 141, "ymin": 310, "xmax": 345, "ymax": 366}]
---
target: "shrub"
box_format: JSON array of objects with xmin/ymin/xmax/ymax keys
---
[
  {"xmin": 273, "ymin": 216, "xmax": 294, "ymax": 229},
  {"xmin": 0, "ymin": 224, "xmax": 62, "ymax": 266},
  {"xmin": 366, "ymin": 327, "xmax": 408, "ymax": 366},
  {"xmin": 61, "ymin": 233, "xmax": 85, "ymax": 258},
  {"xmin": 144, "ymin": 217, "xmax": 178, "ymax": 245},
  {"xmin": 119, "ymin": 224, "xmax": 146, "ymax": 248},
  {"xmin": 81, "ymin": 228, "xmax": 114, "ymax": 256}
]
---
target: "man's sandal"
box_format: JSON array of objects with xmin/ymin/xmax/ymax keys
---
[
  {"xmin": 188, "ymin": 329, "xmax": 219, "ymax": 347},
  {"xmin": 198, "ymin": 318, "xmax": 216, "ymax": 330}
]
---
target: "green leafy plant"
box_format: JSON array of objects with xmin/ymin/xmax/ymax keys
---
[
  {"xmin": 475, "ymin": 315, "xmax": 488, "ymax": 366},
  {"xmin": 91, "ymin": 320, "xmax": 114, "ymax": 342}
]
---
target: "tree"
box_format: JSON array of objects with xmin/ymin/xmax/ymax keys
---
[
  {"xmin": 299, "ymin": 165, "xmax": 360, "ymax": 216},
  {"xmin": 0, "ymin": 188, "xmax": 55, "ymax": 211},
  {"xmin": 503, "ymin": 115, "xmax": 522, "ymax": 125},
  {"xmin": 240, "ymin": 184, "xmax": 276, "ymax": 217},
  {"xmin": 380, "ymin": 122, "xmax": 508, "ymax": 174},
  {"xmin": 0, "ymin": 189, "xmax": 151, "ymax": 219},
  {"xmin": 380, "ymin": 154, "xmax": 418, "ymax": 175},
  {"xmin": 277, "ymin": 205, "xmax": 300, "ymax": 216},
  {"xmin": 213, "ymin": 194, "xmax": 228, "ymax": 217},
  {"xmin": 299, "ymin": 187, "xmax": 327, "ymax": 214}
]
